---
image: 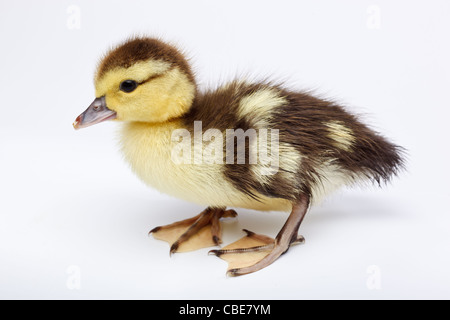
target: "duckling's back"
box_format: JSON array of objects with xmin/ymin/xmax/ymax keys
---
[{"xmin": 183, "ymin": 80, "xmax": 404, "ymax": 204}]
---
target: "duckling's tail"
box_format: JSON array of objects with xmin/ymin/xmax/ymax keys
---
[{"xmin": 348, "ymin": 127, "xmax": 406, "ymax": 186}]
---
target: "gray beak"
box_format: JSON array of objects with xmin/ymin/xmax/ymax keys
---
[{"xmin": 73, "ymin": 96, "xmax": 117, "ymax": 130}]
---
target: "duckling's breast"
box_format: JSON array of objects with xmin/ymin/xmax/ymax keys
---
[{"xmin": 120, "ymin": 121, "xmax": 292, "ymax": 212}]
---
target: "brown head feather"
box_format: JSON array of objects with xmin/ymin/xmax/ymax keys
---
[{"xmin": 96, "ymin": 37, "xmax": 195, "ymax": 83}]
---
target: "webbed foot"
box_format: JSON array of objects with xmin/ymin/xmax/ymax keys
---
[
  {"xmin": 209, "ymin": 196, "xmax": 310, "ymax": 276},
  {"xmin": 209, "ymin": 229, "xmax": 304, "ymax": 276},
  {"xmin": 149, "ymin": 207, "xmax": 238, "ymax": 254}
]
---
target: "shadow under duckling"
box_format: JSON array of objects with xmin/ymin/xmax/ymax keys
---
[{"xmin": 74, "ymin": 37, "xmax": 405, "ymax": 276}]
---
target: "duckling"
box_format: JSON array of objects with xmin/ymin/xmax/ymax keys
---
[{"xmin": 73, "ymin": 37, "xmax": 404, "ymax": 276}]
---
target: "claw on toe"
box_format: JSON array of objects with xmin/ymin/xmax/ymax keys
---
[
  {"xmin": 211, "ymin": 229, "xmax": 305, "ymax": 277},
  {"xmin": 150, "ymin": 208, "xmax": 238, "ymax": 253},
  {"xmin": 209, "ymin": 229, "xmax": 274, "ymax": 273}
]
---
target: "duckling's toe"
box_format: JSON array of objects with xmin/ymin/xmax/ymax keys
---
[
  {"xmin": 209, "ymin": 229, "xmax": 304, "ymax": 276},
  {"xmin": 149, "ymin": 208, "xmax": 237, "ymax": 254}
]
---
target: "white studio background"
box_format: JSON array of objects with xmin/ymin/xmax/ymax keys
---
[{"xmin": 0, "ymin": 0, "xmax": 449, "ymax": 299}]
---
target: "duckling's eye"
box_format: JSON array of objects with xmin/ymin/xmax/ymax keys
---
[{"xmin": 120, "ymin": 80, "xmax": 138, "ymax": 93}]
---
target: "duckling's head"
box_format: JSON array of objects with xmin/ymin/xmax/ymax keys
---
[{"xmin": 74, "ymin": 37, "xmax": 196, "ymax": 129}]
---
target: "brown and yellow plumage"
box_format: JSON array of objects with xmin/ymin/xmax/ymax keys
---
[{"xmin": 74, "ymin": 36, "xmax": 405, "ymax": 276}]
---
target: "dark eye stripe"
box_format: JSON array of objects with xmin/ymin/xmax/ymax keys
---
[
  {"xmin": 138, "ymin": 65, "xmax": 175, "ymax": 85},
  {"xmin": 119, "ymin": 65, "xmax": 176, "ymax": 93}
]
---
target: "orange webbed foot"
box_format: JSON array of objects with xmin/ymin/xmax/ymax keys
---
[
  {"xmin": 209, "ymin": 229, "xmax": 304, "ymax": 276},
  {"xmin": 149, "ymin": 208, "xmax": 238, "ymax": 254}
]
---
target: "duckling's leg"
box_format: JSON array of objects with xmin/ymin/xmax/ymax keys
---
[
  {"xmin": 209, "ymin": 196, "xmax": 310, "ymax": 276},
  {"xmin": 149, "ymin": 208, "xmax": 238, "ymax": 254}
]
